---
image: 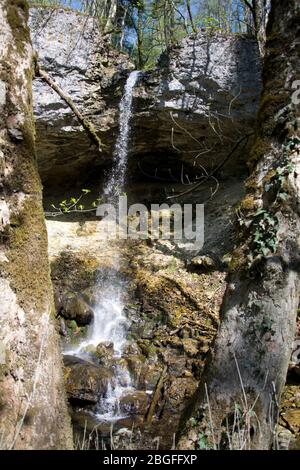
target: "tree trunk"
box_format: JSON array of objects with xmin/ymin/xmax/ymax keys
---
[
  {"xmin": 0, "ymin": 0, "xmax": 73, "ymax": 449},
  {"xmin": 178, "ymin": 0, "xmax": 300, "ymax": 450},
  {"xmin": 243, "ymin": 0, "xmax": 271, "ymax": 55},
  {"xmin": 186, "ymin": 0, "xmax": 196, "ymax": 33},
  {"xmin": 137, "ymin": 5, "xmax": 144, "ymax": 70},
  {"xmin": 104, "ymin": 0, "xmax": 118, "ymax": 33},
  {"xmin": 253, "ymin": 0, "xmax": 271, "ymax": 56}
]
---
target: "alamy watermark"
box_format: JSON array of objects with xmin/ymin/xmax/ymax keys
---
[
  {"xmin": 96, "ymin": 195, "xmax": 204, "ymax": 252},
  {"xmin": 292, "ymin": 80, "xmax": 300, "ymax": 105}
]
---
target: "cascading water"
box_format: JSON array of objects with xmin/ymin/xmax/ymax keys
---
[
  {"xmin": 105, "ymin": 70, "xmax": 141, "ymax": 200},
  {"xmin": 65, "ymin": 71, "xmax": 141, "ymax": 425}
]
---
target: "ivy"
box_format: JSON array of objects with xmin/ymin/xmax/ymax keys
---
[
  {"xmin": 251, "ymin": 209, "xmax": 279, "ymax": 258},
  {"xmin": 197, "ymin": 432, "xmax": 208, "ymax": 450},
  {"xmin": 246, "ymin": 137, "xmax": 300, "ymax": 266}
]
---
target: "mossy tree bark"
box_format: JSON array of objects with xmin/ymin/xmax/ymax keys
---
[
  {"xmin": 0, "ymin": 0, "xmax": 73, "ymax": 449},
  {"xmin": 178, "ymin": 0, "xmax": 300, "ymax": 450},
  {"xmin": 243, "ymin": 0, "xmax": 271, "ymax": 55}
]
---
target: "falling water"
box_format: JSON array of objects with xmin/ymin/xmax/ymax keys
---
[
  {"xmin": 104, "ymin": 70, "xmax": 141, "ymax": 200},
  {"xmin": 65, "ymin": 71, "xmax": 141, "ymax": 424}
]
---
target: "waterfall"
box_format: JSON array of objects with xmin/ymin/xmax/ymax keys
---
[
  {"xmin": 104, "ymin": 70, "xmax": 141, "ymax": 200},
  {"xmin": 65, "ymin": 71, "xmax": 140, "ymax": 424}
]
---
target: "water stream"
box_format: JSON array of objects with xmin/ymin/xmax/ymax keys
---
[{"xmin": 65, "ymin": 71, "xmax": 141, "ymax": 424}]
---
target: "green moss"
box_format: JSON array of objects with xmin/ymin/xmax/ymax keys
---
[
  {"xmin": 51, "ymin": 252, "xmax": 99, "ymax": 293},
  {"xmin": 258, "ymin": 92, "xmax": 289, "ymax": 136},
  {"xmin": 229, "ymin": 245, "xmax": 248, "ymax": 274},
  {"xmin": 237, "ymin": 195, "xmax": 257, "ymax": 213},
  {"xmin": 5, "ymin": 198, "xmax": 52, "ymax": 313},
  {"xmin": 249, "ymin": 137, "xmax": 271, "ymax": 166},
  {"xmin": 6, "ymin": 0, "xmax": 31, "ymax": 54}
]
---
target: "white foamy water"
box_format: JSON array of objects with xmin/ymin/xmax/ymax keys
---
[
  {"xmin": 65, "ymin": 71, "xmax": 141, "ymax": 423},
  {"xmin": 104, "ymin": 70, "xmax": 140, "ymax": 199}
]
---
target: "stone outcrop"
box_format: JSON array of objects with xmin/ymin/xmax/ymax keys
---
[
  {"xmin": 30, "ymin": 7, "xmax": 262, "ymax": 188},
  {"xmin": 30, "ymin": 7, "xmax": 133, "ymax": 186},
  {"xmin": 132, "ymin": 33, "xmax": 262, "ymax": 176}
]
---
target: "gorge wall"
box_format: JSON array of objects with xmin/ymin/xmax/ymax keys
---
[
  {"xmin": 30, "ymin": 7, "xmax": 262, "ymax": 190},
  {"xmin": 27, "ymin": 6, "xmax": 300, "ymax": 450}
]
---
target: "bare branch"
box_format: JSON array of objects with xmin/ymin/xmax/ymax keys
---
[{"xmin": 35, "ymin": 61, "xmax": 103, "ymax": 152}]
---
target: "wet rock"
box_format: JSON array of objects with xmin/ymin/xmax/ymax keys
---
[
  {"xmin": 189, "ymin": 255, "xmax": 217, "ymax": 273},
  {"xmin": 64, "ymin": 356, "xmax": 113, "ymax": 405},
  {"xmin": 161, "ymin": 349, "xmax": 186, "ymax": 377},
  {"xmin": 164, "ymin": 378, "xmax": 197, "ymax": 412},
  {"xmin": 59, "ymin": 318, "xmax": 67, "ymax": 337},
  {"xmin": 137, "ymin": 340, "xmax": 157, "ymax": 361},
  {"xmin": 62, "ymin": 293, "xmax": 94, "ymax": 326},
  {"xmin": 181, "ymin": 338, "xmax": 199, "ymax": 357},
  {"xmin": 142, "ymin": 364, "xmax": 164, "ymax": 391},
  {"xmin": 123, "ymin": 342, "xmax": 141, "ymax": 356},
  {"xmin": 81, "ymin": 286, "xmax": 99, "ymax": 307},
  {"xmin": 141, "ymin": 324, "xmax": 155, "ymax": 340},
  {"xmin": 119, "ymin": 391, "xmax": 149, "ymax": 416},
  {"xmin": 125, "ymin": 354, "xmax": 145, "ymax": 386},
  {"xmin": 95, "ymin": 341, "xmax": 115, "ymax": 365},
  {"xmin": 81, "ymin": 342, "xmax": 117, "ymax": 368}
]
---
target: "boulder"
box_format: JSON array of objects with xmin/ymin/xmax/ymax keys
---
[
  {"xmin": 62, "ymin": 293, "xmax": 94, "ymax": 326},
  {"xmin": 189, "ymin": 255, "xmax": 217, "ymax": 272},
  {"xmin": 95, "ymin": 341, "xmax": 115, "ymax": 364},
  {"xmin": 64, "ymin": 355, "xmax": 113, "ymax": 405},
  {"xmin": 119, "ymin": 391, "xmax": 149, "ymax": 416}
]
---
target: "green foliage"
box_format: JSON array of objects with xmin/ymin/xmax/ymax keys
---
[
  {"xmin": 197, "ymin": 432, "xmax": 208, "ymax": 450},
  {"xmin": 250, "ymin": 209, "xmax": 279, "ymax": 259},
  {"xmin": 29, "ymin": 1, "xmax": 250, "ymax": 69},
  {"xmin": 47, "ymin": 189, "xmax": 102, "ymax": 216},
  {"xmin": 246, "ymin": 137, "xmax": 300, "ymax": 265}
]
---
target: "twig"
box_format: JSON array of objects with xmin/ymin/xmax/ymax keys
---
[
  {"xmin": 167, "ymin": 133, "xmax": 253, "ymax": 199},
  {"xmin": 205, "ymin": 383, "xmax": 217, "ymax": 450}
]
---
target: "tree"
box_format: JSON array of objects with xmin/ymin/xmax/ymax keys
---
[
  {"xmin": 178, "ymin": 0, "xmax": 300, "ymax": 450},
  {"xmin": 0, "ymin": 0, "xmax": 73, "ymax": 449},
  {"xmin": 242, "ymin": 0, "xmax": 271, "ymax": 55}
]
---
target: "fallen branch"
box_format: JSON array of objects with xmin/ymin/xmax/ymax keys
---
[
  {"xmin": 145, "ymin": 366, "xmax": 168, "ymax": 425},
  {"xmin": 35, "ymin": 62, "xmax": 102, "ymax": 152}
]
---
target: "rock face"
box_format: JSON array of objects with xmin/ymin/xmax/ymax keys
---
[
  {"xmin": 30, "ymin": 7, "xmax": 133, "ymax": 186},
  {"xmin": 30, "ymin": 7, "xmax": 261, "ymax": 188},
  {"xmin": 132, "ymin": 33, "xmax": 262, "ymax": 177}
]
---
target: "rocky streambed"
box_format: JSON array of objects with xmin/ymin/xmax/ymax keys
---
[{"xmin": 46, "ymin": 178, "xmax": 240, "ymax": 449}]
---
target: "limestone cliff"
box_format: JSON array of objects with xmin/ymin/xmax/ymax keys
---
[{"xmin": 30, "ymin": 7, "xmax": 261, "ymax": 188}]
